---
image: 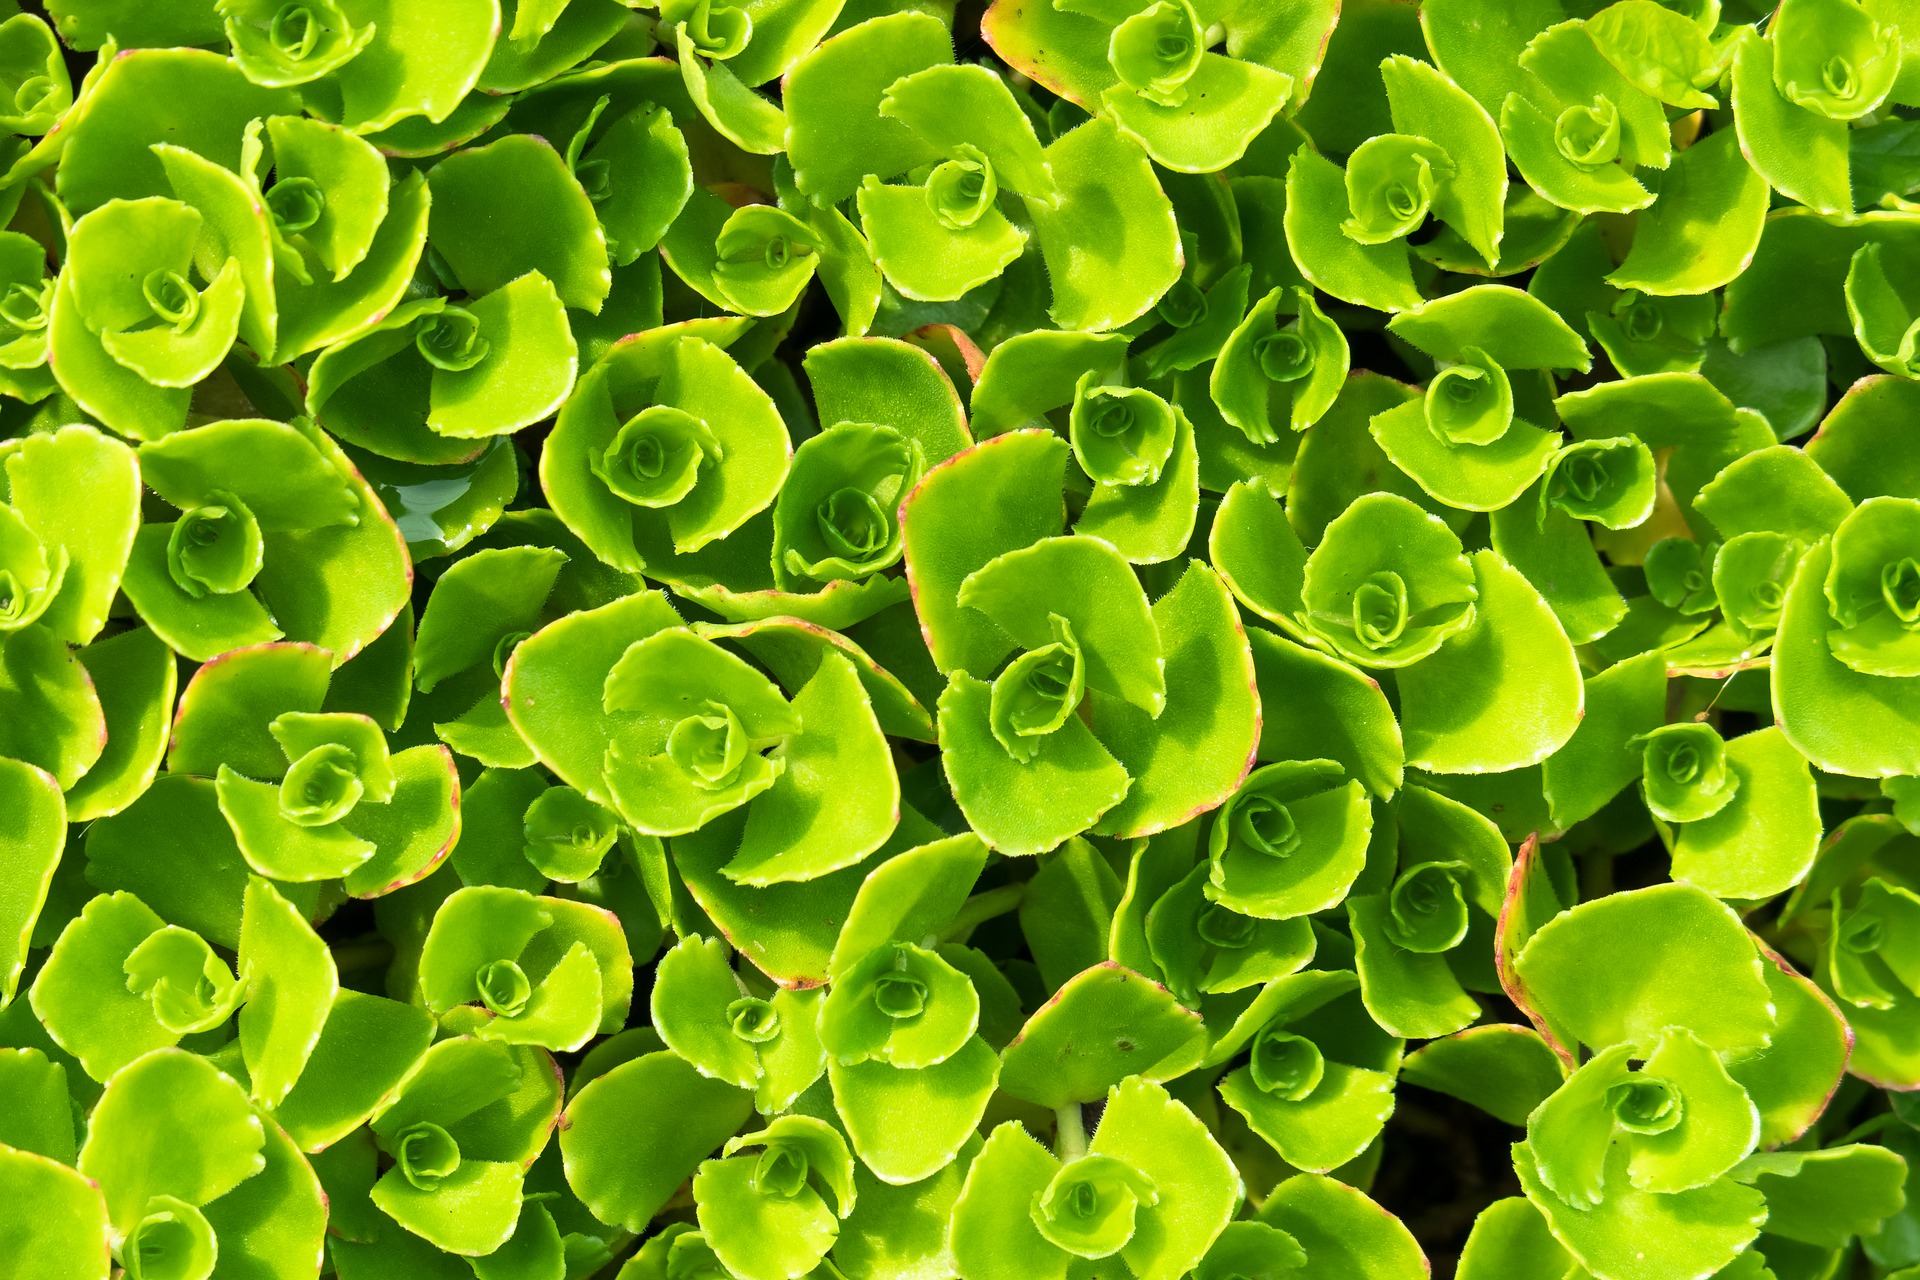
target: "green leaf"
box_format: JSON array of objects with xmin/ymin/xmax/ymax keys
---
[
  {"xmin": 772, "ymin": 422, "xmax": 923, "ymax": 591},
  {"xmin": 0, "ymin": 1046, "xmax": 73, "ymax": 1164},
  {"xmin": 968, "ymin": 329, "xmax": 1129, "ymax": 439},
  {"xmin": 901, "ymin": 428, "xmax": 1067, "ymax": 676},
  {"xmin": 1218, "ymin": 1055, "xmax": 1396, "ymax": 1176},
  {"xmin": 1456, "ymin": 1197, "xmax": 1571, "ymax": 1280},
  {"xmin": 1513, "ymin": 882, "xmax": 1775, "ymax": 1056},
  {"xmin": 30, "ymin": 893, "xmax": 183, "ymax": 1082},
  {"xmin": 312, "ymin": 0, "xmax": 498, "ymax": 134},
  {"xmin": 1400, "ymin": 1024, "xmax": 1567, "ymax": 1126},
  {"xmin": 1388, "ymin": 284, "xmax": 1592, "ymax": 372},
  {"xmin": 429, "ymin": 134, "xmax": 611, "ymax": 315},
  {"xmin": 0, "ymin": 758, "xmax": 62, "ymax": 1007},
  {"xmin": 1608, "ymin": 130, "xmax": 1769, "ymax": 297},
  {"xmin": 1382, "ymin": 55, "xmax": 1506, "ymax": 267},
  {"xmin": 0, "ymin": 624, "xmax": 104, "ymax": 792},
  {"xmin": 1734, "ymin": 1144, "xmax": 1909, "ymax": 1247},
  {"xmin": 1540, "ymin": 650, "xmax": 1667, "ymax": 830},
  {"xmin": 784, "ymin": 12, "xmax": 952, "ymax": 205},
  {"xmin": 949, "ymin": 1121, "xmax": 1071, "ymax": 1280},
  {"xmin": 1259, "ymin": 1173, "xmax": 1427, "ymax": 1280},
  {"xmin": 0, "ymin": 1145, "xmax": 111, "ymax": 1280},
  {"xmin": 828, "ymin": 1033, "xmax": 1000, "ymax": 1185},
  {"xmin": 999, "ymin": 962, "xmax": 1202, "ymax": 1107},
  {"xmin": 56, "ymin": 47, "xmax": 300, "ymax": 214},
  {"xmin": 560, "ymin": 1049, "xmax": 754, "ymax": 1231},
  {"xmin": 237, "ymin": 876, "xmax": 338, "ymax": 1107},
  {"xmin": 803, "ymin": 335, "xmax": 973, "ymax": 464},
  {"xmin": 1731, "ymin": 28, "xmax": 1852, "ymax": 217},
  {"xmin": 273, "ymin": 989, "xmax": 437, "ymax": 1151},
  {"xmin": 1089, "ymin": 562, "xmax": 1261, "ymax": 839},
  {"xmin": 1284, "ymin": 148, "xmax": 1423, "ymax": 313},
  {"xmin": 1398, "ymin": 549, "xmax": 1585, "ymax": 773},
  {"xmin": 1669, "ymin": 728, "xmax": 1821, "ymax": 900},
  {"xmin": 1247, "ymin": 627, "xmax": 1404, "ymax": 800},
  {"xmin": 3, "ymin": 426, "xmax": 140, "ymax": 648},
  {"xmin": 1514, "ymin": 1138, "xmax": 1766, "ymax": 1280},
  {"xmin": 1029, "ymin": 118, "xmax": 1183, "ymax": 331},
  {"xmin": 1561, "ymin": 13, "xmax": 1704, "ymax": 116},
  {"xmin": 1726, "ymin": 946, "xmax": 1852, "ymax": 1149},
  {"xmin": 79, "ymin": 1046, "xmax": 266, "ymax": 1234}
]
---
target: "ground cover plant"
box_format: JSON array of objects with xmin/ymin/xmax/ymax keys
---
[{"xmin": 5, "ymin": 0, "xmax": 1920, "ymax": 1276}]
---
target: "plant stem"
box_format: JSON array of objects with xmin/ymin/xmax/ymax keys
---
[
  {"xmin": 939, "ymin": 883, "xmax": 1026, "ymax": 944},
  {"xmin": 1055, "ymin": 1103, "xmax": 1087, "ymax": 1162}
]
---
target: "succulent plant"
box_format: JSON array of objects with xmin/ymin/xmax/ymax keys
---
[{"xmin": 0, "ymin": 3, "xmax": 1918, "ymax": 1280}]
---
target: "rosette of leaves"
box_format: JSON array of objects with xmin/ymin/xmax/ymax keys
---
[
  {"xmin": 31, "ymin": 893, "xmax": 247, "ymax": 1083},
  {"xmin": 691, "ymin": 1116, "xmax": 857, "ymax": 1280},
  {"xmin": 1264, "ymin": 488, "xmax": 1583, "ymax": 772},
  {"xmin": 305, "ymin": 267, "xmax": 579, "ymax": 457},
  {"xmin": 118, "ymin": 418, "xmax": 378, "ymax": 663},
  {"xmin": 949, "ymin": 1076, "xmax": 1240, "ymax": 1280},
  {"xmin": 782, "ymin": 20, "xmax": 1181, "ymax": 331},
  {"xmin": 663, "ymin": 188, "xmax": 823, "ymax": 319},
  {"xmin": 652, "ymin": 0, "xmax": 821, "ymax": 155},
  {"xmin": 1731, "ymin": 0, "xmax": 1895, "ymax": 214},
  {"xmin": 215, "ymin": 709, "xmax": 460, "ymax": 892},
  {"xmin": 1500, "ymin": 15, "xmax": 1682, "ymax": 216},
  {"xmin": 597, "ymin": 625, "xmax": 800, "ymax": 836},
  {"xmin": 73, "ymin": 1047, "xmax": 326, "ymax": 1280},
  {"xmin": 1527, "ymin": 1032, "xmax": 1762, "ymax": 1209},
  {"xmin": 507, "ymin": 606, "xmax": 899, "ymax": 885},
  {"xmin": 651, "ymin": 934, "xmax": 826, "ymax": 1114},
  {"xmin": 365, "ymin": 1036, "xmax": 565, "ymax": 1255},
  {"xmin": 1285, "ymin": 56, "xmax": 1504, "ymax": 311},
  {"xmin": 980, "ymin": 0, "xmax": 1326, "ymax": 173},
  {"xmin": 1515, "ymin": 1032, "xmax": 1769, "ymax": 1280},
  {"xmin": 1505, "ymin": 884, "xmax": 1787, "ymax": 1279},
  {"xmin": 156, "ymin": 113, "xmax": 432, "ymax": 376},
  {"xmin": 409, "ymin": 546, "xmax": 577, "ymax": 770},
  {"xmin": 1825, "ymin": 877, "xmax": 1920, "ymax": 1065},
  {"xmin": 856, "ymin": 64, "xmax": 1055, "ymax": 306},
  {"xmin": 813, "ymin": 833, "xmax": 1002, "ymax": 1183},
  {"xmin": 771, "ymin": 420, "xmax": 924, "ymax": 592},
  {"xmin": 1347, "ymin": 786, "xmax": 1511, "ymax": 1040},
  {"xmin": 1143, "ymin": 857, "xmax": 1318, "ymax": 1008},
  {"xmin": 1295, "ymin": 492, "xmax": 1479, "ymax": 668},
  {"xmin": 1491, "ymin": 433, "xmax": 1655, "ymax": 646},
  {"xmin": 0, "ymin": 13, "xmax": 72, "ymax": 138},
  {"xmin": 543, "ymin": 326, "xmax": 792, "ymax": 581},
  {"xmin": 417, "ymin": 885, "xmax": 634, "ymax": 1051},
  {"xmin": 49, "ymin": 196, "xmax": 244, "ymax": 439},
  {"xmin": 936, "ymin": 535, "xmax": 1165, "ymax": 855},
  {"xmin": 1777, "ymin": 497, "xmax": 1920, "ymax": 775},
  {"xmin": 155, "ymin": 642, "xmax": 456, "ymax": 898},
  {"xmin": 219, "ymin": 0, "xmax": 376, "ymax": 88},
  {"xmin": 1202, "ymin": 970, "xmax": 1399, "ymax": 1173},
  {"xmin": 0, "ymin": 229, "xmax": 56, "ymax": 404},
  {"xmin": 1209, "ymin": 285, "xmax": 1348, "ymax": 444},
  {"xmin": 1201, "ymin": 759, "xmax": 1372, "ymax": 923},
  {"xmin": 547, "ymin": 90, "xmax": 694, "ymax": 269},
  {"xmin": 1367, "ymin": 287, "xmax": 1593, "ymax": 512},
  {"xmin": 1066, "ymin": 370, "xmax": 1202, "ymax": 563}
]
